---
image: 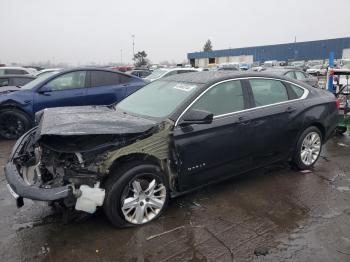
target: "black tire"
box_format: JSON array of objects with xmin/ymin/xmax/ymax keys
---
[
  {"xmin": 292, "ymin": 126, "xmax": 322, "ymax": 170},
  {"xmin": 336, "ymin": 126, "xmax": 347, "ymax": 134},
  {"xmin": 103, "ymin": 162, "xmax": 170, "ymax": 228},
  {"xmin": 0, "ymin": 109, "xmax": 32, "ymax": 139}
]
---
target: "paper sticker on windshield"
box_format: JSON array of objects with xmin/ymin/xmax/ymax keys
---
[{"xmin": 173, "ymin": 84, "xmax": 197, "ymax": 92}]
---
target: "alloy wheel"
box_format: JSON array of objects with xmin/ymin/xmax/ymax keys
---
[
  {"xmin": 121, "ymin": 177, "xmax": 167, "ymax": 225},
  {"xmin": 300, "ymin": 132, "xmax": 321, "ymax": 166}
]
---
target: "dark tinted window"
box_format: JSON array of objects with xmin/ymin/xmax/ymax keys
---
[
  {"xmin": 120, "ymin": 74, "xmax": 132, "ymax": 84},
  {"xmin": 0, "ymin": 78, "xmax": 9, "ymax": 87},
  {"xmin": 91, "ymin": 71, "xmax": 121, "ymax": 87},
  {"xmin": 249, "ymin": 79, "xmax": 288, "ymax": 106},
  {"xmin": 192, "ymin": 80, "xmax": 244, "ymax": 116},
  {"xmin": 289, "ymin": 83, "xmax": 305, "ymax": 98},
  {"xmin": 46, "ymin": 71, "xmax": 86, "ymax": 91},
  {"xmin": 5, "ymin": 69, "xmax": 28, "ymax": 75},
  {"xmin": 12, "ymin": 77, "xmax": 33, "ymax": 86}
]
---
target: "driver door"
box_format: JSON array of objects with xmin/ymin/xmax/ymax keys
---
[
  {"xmin": 33, "ymin": 71, "xmax": 87, "ymax": 113},
  {"xmin": 173, "ymin": 80, "xmax": 255, "ymax": 190}
]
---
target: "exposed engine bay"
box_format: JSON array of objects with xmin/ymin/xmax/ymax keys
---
[{"xmin": 9, "ymin": 116, "xmax": 175, "ymax": 215}]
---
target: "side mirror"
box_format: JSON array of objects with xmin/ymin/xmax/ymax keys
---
[
  {"xmin": 180, "ymin": 109, "xmax": 213, "ymax": 126},
  {"xmin": 38, "ymin": 85, "xmax": 52, "ymax": 94}
]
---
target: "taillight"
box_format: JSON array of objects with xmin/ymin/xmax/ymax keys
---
[{"xmin": 336, "ymin": 99, "xmax": 341, "ymax": 109}]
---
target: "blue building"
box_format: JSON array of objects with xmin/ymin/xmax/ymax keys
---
[{"xmin": 187, "ymin": 37, "xmax": 350, "ymax": 67}]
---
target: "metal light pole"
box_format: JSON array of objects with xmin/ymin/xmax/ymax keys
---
[
  {"xmin": 132, "ymin": 34, "xmax": 135, "ymax": 61},
  {"xmin": 120, "ymin": 49, "xmax": 123, "ymax": 65}
]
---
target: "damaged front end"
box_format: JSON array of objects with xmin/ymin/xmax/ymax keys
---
[{"xmin": 5, "ymin": 109, "xmax": 176, "ymax": 214}]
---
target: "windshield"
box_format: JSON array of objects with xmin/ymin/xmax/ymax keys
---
[
  {"xmin": 21, "ymin": 71, "xmax": 59, "ymax": 89},
  {"xmin": 145, "ymin": 69, "xmax": 168, "ymax": 80},
  {"xmin": 117, "ymin": 80, "xmax": 200, "ymax": 118}
]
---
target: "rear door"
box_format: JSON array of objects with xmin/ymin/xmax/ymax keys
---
[
  {"xmin": 173, "ymin": 80, "xmax": 255, "ymax": 190},
  {"xmin": 246, "ymin": 78, "xmax": 306, "ymax": 167},
  {"xmin": 33, "ymin": 70, "xmax": 87, "ymax": 112},
  {"xmin": 86, "ymin": 70, "xmax": 127, "ymax": 105}
]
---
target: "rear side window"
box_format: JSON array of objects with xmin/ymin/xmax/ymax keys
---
[
  {"xmin": 249, "ymin": 79, "xmax": 288, "ymax": 106},
  {"xmin": 289, "ymin": 84, "xmax": 305, "ymax": 98},
  {"xmin": 285, "ymin": 71, "xmax": 295, "ymax": 79},
  {"xmin": 295, "ymin": 71, "xmax": 306, "ymax": 80},
  {"xmin": 0, "ymin": 78, "xmax": 9, "ymax": 86},
  {"xmin": 192, "ymin": 80, "xmax": 244, "ymax": 116},
  {"xmin": 120, "ymin": 74, "xmax": 132, "ymax": 84},
  {"xmin": 91, "ymin": 71, "xmax": 122, "ymax": 87}
]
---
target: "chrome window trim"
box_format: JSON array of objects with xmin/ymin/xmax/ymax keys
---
[{"xmin": 174, "ymin": 77, "xmax": 309, "ymax": 127}]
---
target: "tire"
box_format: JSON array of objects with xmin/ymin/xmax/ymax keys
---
[
  {"xmin": 336, "ymin": 126, "xmax": 347, "ymax": 134},
  {"xmin": 103, "ymin": 162, "xmax": 169, "ymax": 228},
  {"xmin": 0, "ymin": 109, "xmax": 32, "ymax": 139},
  {"xmin": 292, "ymin": 126, "xmax": 322, "ymax": 170}
]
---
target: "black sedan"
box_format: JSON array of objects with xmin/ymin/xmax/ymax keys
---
[
  {"xmin": 5, "ymin": 71, "xmax": 338, "ymax": 227},
  {"xmin": 263, "ymin": 67, "xmax": 319, "ymax": 87}
]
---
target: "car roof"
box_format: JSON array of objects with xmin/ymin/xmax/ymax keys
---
[
  {"xmin": 162, "ymin": 71, "xmax": 308, "ymax": 86},
  {"xmin": 0, "ymin": 66, "xmax": 30, "ymax": 70},
  {"xmin": 262, "ymin": 67, "xmax": 303, "ymax": 74},
  {"xmin": 58, "ymin": 67, "xmax": 133, "ymax": 74},
  {"xmin": 0, "ymin": 74, "xmax": 36, "ymax": 78},
  {"xmin": 157, "ymin": 67, "xmax": 198, "ymax": 72}
]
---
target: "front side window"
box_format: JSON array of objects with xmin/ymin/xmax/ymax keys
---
[
  {"xmin": 117, "ymin": 80, "xmax": 199, "ymax": 118},
  {"xmin": 45, "ymin": 71, "xmax": 86, "ymax": 91},
  {"xmin": 91, "ymin": 71, "xmax": 121, "ymax": 87},
  {"xmin": 249, "ymin": 79, "xmax": 288, "ymax": 106},
  {"xmin": 191, "ymin": 80, "xmax": 244, "ymax": 116}
]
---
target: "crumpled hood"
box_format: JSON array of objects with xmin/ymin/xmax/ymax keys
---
[
  {"xmin": 36, "ymin": 106, "xmax": 158, "ymax": 136},
  {"xmin": 0, "ymin": 86, "xmax": 21, "ymax": 94}
]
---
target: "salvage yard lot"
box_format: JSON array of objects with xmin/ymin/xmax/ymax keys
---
[{"xmin": 1, "ymin": 134, "xmax": 350, "ymax": 262}]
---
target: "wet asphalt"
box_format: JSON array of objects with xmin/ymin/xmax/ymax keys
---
[{"xmin": 1, "ymin": 133, "xmax": 350, "ymax": 262}]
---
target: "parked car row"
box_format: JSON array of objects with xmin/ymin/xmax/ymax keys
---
[
  {"xmin": 0, "ymin": 68, "xmax": 146, "ymax": 139},
  {"xmin": 4, "ymin": 69, "xmax": 338, "ymax": 228}
]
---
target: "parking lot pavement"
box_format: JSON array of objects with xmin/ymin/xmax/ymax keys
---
[{"xmin": 1, "ymin": 135, "xmax": 350, "ymax": 262}]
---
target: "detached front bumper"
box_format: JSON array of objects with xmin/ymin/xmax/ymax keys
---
[{"xmin": 4, "ymin": 128, "xmax": 72, "ymax": 206}]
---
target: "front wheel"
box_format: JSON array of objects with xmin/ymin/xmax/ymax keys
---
[
  {"xmin": 292, "ymin": 126, "xmax": 322, "ymax": 170},
  {"xmin": 0, "ymin": 109, "xmax": 32, "ymax": 139},
  {"xmin": 103, "ymin": 163, "xmax": 169, "ymax": 228}
]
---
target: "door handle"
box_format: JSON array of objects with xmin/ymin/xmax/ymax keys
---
[
  {"xmin": 285, "ymin": 106, "xmax": 296, "ymax": 113},
  {"xmin": 236, "ymin": 116, "xmax": 251, "ymax": 125}
]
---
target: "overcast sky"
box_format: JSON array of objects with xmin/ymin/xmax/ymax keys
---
[{"xmin": 1, "ymin": 0, "xmax": 349, "ymax": 66}]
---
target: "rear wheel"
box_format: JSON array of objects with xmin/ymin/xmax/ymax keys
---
[
  {"xmin": 103, "ymin": 163, "xmax": 169, "ymax": 228},
  {"xmin": 0, "ymin": 109, "xmax": 32, "ymax": 139},
  {"xmin": 292, "ymin": 126, "xmax": 322, "ymax": 170}
]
